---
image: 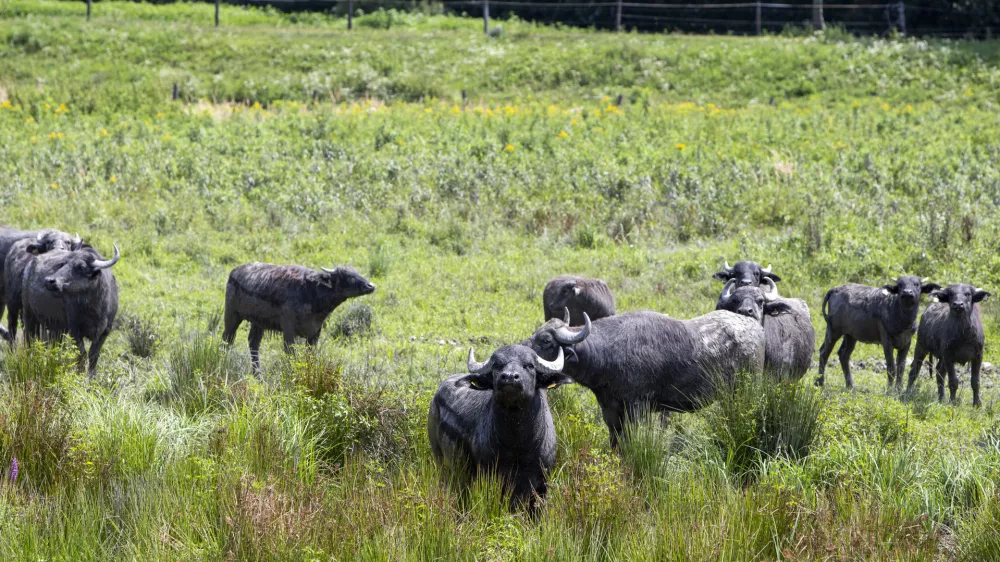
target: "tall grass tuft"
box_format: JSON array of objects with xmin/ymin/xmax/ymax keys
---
[
  {"xmin": 0, "ymin": 381, "xmax": 74, "ymax": 491},
  {"xmin": 330, "ymin": 303, "xmax": 375, "ymax": 340},
  {"xmin": 161, "ymin": 333, "xmax": 246, "ymax": 413},
  {"xmin": 119, "ymin": 312, "xmax": 161, "ymax": 359},
  {"xmin": 0, "ymin": 341, "xmax": 75, "ymax": 387}
]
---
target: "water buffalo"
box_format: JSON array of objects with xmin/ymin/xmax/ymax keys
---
[
  {"xmin": 22, "ymin": 245, "xmax": 120, "ymax": 377},
  {"xmin": 3, "ymin": 230, "xmax": 81, "ymax": 343},
  {"xmin": 0, "ymin": 227, "xmax": 49, "ymax": 340},
  {"xmin": 428, "ymin": 345, "xmax": 571, "ymax": 508},
  {"xmin": 716, "ymin": 278, "xmax": 815, "ymax": 381},
  {"xmin": 906, "ymin": 284, "xmax": 990, "ymax": 406},
  {"xmin": 542, "ymin": 275, "xmax": 616, "ymax": 325},
  {"xmin": 816, "ymin": 276, "xmax": 940, "ymax": 389},
  {"xmin": 222, "ymin": 263, "xmax": 375, "ymax": 370},
  {"xmin": 526, "ymin": 309, "xmax": 765, "ymax": 447},
  {"xmin": 712, "ymin": 260, "xmax": 781, "ymax": 289}
]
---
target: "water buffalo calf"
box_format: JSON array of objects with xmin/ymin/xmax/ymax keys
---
[
  {"xmin": 906, "ymin": 284, "xmax": 990, "ymax": 406},
  {"xmin": 526, "ymin": 309, "xmax": 765, "ymax": 447},
  {"xmin": 22, "ymin": 245, "xmax": 120, "ymax": 377},
  {"xmin": 4, "ymin": 230, "xmax": 81, "ymax": 343},
  {"xmin": 716, "ymin": 278, "xmax": 815, "ymax": 381},
  {"xmin": 816, "ymin": 276, "xmax": 939, "ymax": 389},
  {"xmin": 428, "ymin": 345, "xmax": 571, "ymax": 508},
  {"xmin": 543, "ymin": 275, "xmax": 616, "ymax": 326},
  {"xmin": 223, "ymin": 263, "xmax": 375, "ymax": 370}
]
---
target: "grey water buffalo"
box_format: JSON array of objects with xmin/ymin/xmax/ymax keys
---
[
  {"xmin": 222, "ymin": 263, "xmax": 375, "ymax": 370},
  {"xmin": 712, "ymin": 260, "xmax": 781, "ymax": 290},
  {"xmin": 0, "ymin": 227, "xmax": 49, "ymax": 341},
  {"xmin": 428, "ymin": 345, "xmax": 571, "ymax": 508},
  {"xmin": 543, "ymin": 275, "xmax": 616, "ymax": 325},
  {"xmin": 816, "ymin": 276, "xmax": 940, "ymax": 389},
  {"xmin": 4, "ymin": 230, "xmax": 81, "ymax": 343},
  {"xmin": 526, "ymin": 309, "xmax": 765, "ymax": 447},
  {"xmin": 22, "ymin": 245, "xmax": 120, "ymax": 377},
  {"xmin": 906, "ymin": 284, "xmax": 990, "ymax": 406},
  {"xmin": 716, "ymin": 278, "xmax": 815, "ymax": 381}
]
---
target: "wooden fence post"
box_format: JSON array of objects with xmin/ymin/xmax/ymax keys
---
[
  {"xmin": 755, "ymin": 0, "xmax": 761, "ymax": 35},
  {"xmin": 215, "ymin": 0, "xmax": 220, "ymax": 27},
  {"xmin": 483, "ymin": 0, "xmax": 490, "ymax": 34},
  {"xmin": 615, "ymin": 0, "xmax": 622, "ymax": 32},
  {"xmin": 348, "ymin": 0, "xmax": 353, "ymax": 30},
  {"xmin": 87, "ymin": 0, "xmax": 92, "ymax": 21},
  {"xmin": 812, "ymin": 0, "xmax": 824, "ymax": 30}
]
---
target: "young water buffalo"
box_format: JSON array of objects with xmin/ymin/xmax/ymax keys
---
[
  {"xmin": 716, "ymin": 278, "xmax": 815, "ymax": 381},
  {"xmin": 22, "ymin": 245, "xmax": 120, "ymax": 377},
  {"xmin": 4, "ymin": 230, "xmax": 81, "ymax": 343},
  {"xmin": 906, "ymin": 284, "xmax": 990, "ymax": 406},
  {"xmin": 542, "ymin": 275, "xmax": 616, "ymax": 325},
  {"xmin": 816, "ymin": 276, "xmax": 940, "ymax": 389},
  {"xmin": 526, "ymin": 309, "xmax": 765, "ymax": 447},
  {"xmin": 713, "ymin": 260, "xmax": 781, "ymax": 289},
  {"xmin": 223, "ymin": 263, "xmax": 375, "ymax": 370},
  {"xmin": 428, "ymin": 345, "xmax": 571, "ymax": 509}
]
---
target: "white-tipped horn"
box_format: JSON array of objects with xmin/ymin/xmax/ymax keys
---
[
  {"xmin": 761, "ymin": 278, "xmax": 779, "ymax": 300},
  {"xmin": 554, "ymin": 312, "xmax": 590, "ymax": 344},
  {"xmin": 36, "ymin": 231, "xmax": 45, "ymax": 241},
  {"xmin": 721, "ymin": 279, "xmax": 736, "ymax": 302},
  {"xmin": 762, "ymin": 264, "xmax": 772, "ymax": 274},
  {"xmin": 723, "ymin": 260, "xmax": 733, "ymax": 273},
  {"xmin": 534, "ymin": 347, "xmax": 565, "ymax": 374},
  {"xmin": 92, "ymin": 244, "xmax": 120, "ymax": 269},
  {"xmin": 321, "ymin": 267, "xmax": 336, "ymax": 274},
  {"xmin": 921, "ymin": 277, "xmax": 929, "ymax": 283},
  {"xmin": 563, "ymin": 307, "xmax": 571, "ymax": 324},
  {"xmin": 467, "ymin": 347, "xmax": 492, "ymax": 374}
]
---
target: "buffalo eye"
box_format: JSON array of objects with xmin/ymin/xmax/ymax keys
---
[{"xmin": 524, "ymin": 362, "xmax": 534, "ymax": 371}]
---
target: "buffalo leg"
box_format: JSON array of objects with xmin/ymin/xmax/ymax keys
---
[
  {"xmin": 5, "ymin": 304, "xmax": 18, "ymax": 347},
  {"xmin": 816, "ymin": 328, "xmax": 842, "ymax": 387},
  {"xmin": 280, "ymin": 319, "xmax": 296, "ymax": 354},
  {"xmin": 88, "ymin": 330, "xmax": 110, "ymax": 379},
  {"xmin": 71, "ymin": 334, "xmax": 88, "ymax": 374},
  {"xmin": 222, "ymin": 308, "xmax": 242, "ymax": 346},
  {"xmin": 306, "ymin": 331, "xmax": 321, "ymax": 347},
  {"xmin": 946, "ymin": 362, "xmax": 959, "ymax": 403},
  {"xmin": 893, "ymin": 343, "xmax": 910, "ymax": 390},
  {"xmin": 597, "ymin": 396, "xmax": 625, "ymax": 449},
  {"xmin": 248, "ymin": 324, "xmax": 265, "ymax": 372},
  {"xmin": 935, "ymin": 361, "xmax": 946, "ymax": 402},
  {"xmin": 971, "ymin": 356, "xmax": 982, "ymax": 408},
  {"xmin": 906, "ymin": 343, "xmax": 927, "ymax": 393},
  {"xmin": 837, "ymin": 336, "xmax": 857, "ymax": 389}
]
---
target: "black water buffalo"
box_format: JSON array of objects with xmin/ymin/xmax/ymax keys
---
[
  {"xmin": 526, "ymin": 309, "xmax": 765, "ymax": 447},
  {"xmin": 712, "ymin": 260, "xmax": 781, "ymax": 290},
  {"xmin": 22, "ymin": 245, "xmax": 120, "ymax": 377},
  {"xmin": 542, "ymin": 275, "xmax": 616, "ymax": 325},
  {"xmin": 716, "ymin": 278, "xmax": 815, "ymax": 381},
  {"xmin": 0, "ymin": 227, "xmax": 49, "ymax": 341},
  {"xmin": 4, "ymin": 230, "xmax": 81, "ymax": 343},
  {"xmin": 816, "ymin": 276, "xmax": 940, "ymax": 389},
  {"xmin": 906, "ymin": 284, "xmax": 990, "ymax": 406},
  {"xmin": 222, "ymin": 263, "xmax": 375, "ymax": 370},
  {"xmin": 428, "ymin": 345, "xmax": 571, "ymax": 508}
]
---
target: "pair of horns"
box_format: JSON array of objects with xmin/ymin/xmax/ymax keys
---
[
  {"xmin": 558, "ymin": 308, "xmax": 591, "ymax": 344},
  {"xmin": 93, "ymin": 244, "xmax": 120, "ymax": 269},
  {"xmin": 467, "ymin": 346, "xmax": 565, "ymax": 375},
  {"xmin": 721, "ymin": 278, "xmax": 780, "ymax": 301},
  {"xmin": 722, "ymin": 261, "xmax": 772, "ymax": 274}
]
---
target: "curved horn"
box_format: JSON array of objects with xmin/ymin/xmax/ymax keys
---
[
  {"xmin": 73, "ymin": 233, "xmax": 81, "ymax": 245},
  {"xmin": 36, "ymin": 231, "xmax": 45, "ymax": 241},
  {"xmin": 721, "ymin": 279, "xmax": 736, "ymax": 302},
  {"xmin": 467, "ymin": 347, "xmax": 492, "ymax": 374},
  {"xmin": 554, "ymin": 312, "xmax": 590, "ymax": 344},
  {"xmin": 723, "ymin": 260, "xmax": 733, "ymax": 273},
  {"xmin": 761, "ymin": 278, "xmax": 779, "ymax": 300},
  {"xmin": 762, "ymin": 264, "xmax": 772, "ymax": 274},
  {"xmin": 921, "ymin": 277, "xmax": 929, "ymax": 283},
  {"xmin": 321, "ymin": 267, "xmax": 337, "ymax": 274},
  {"xmin": 92, "ymin": 244, "xmax": 120, "ymax": 269},
  {"xmin": 563, "ymin": 307, "xmax": 571, "ymax": 324},
  {"xmin": 534, "ymin": 346, "xmax": 564, "ymax": 374}
]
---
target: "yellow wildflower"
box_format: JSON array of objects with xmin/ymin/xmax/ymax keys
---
[
  {"xmin": 251, "ymin": 102, "xmax": 261, "ymax": 111},
  {"xmin": 0, "ymin": 100, "xmax": 11, "ymax": 109},
  {"xmin": 557, "ymin": 130, "xmax": 569, "ymax": 139},
  {"xmin": 966, "ymin": 87, "xmax": 974, "ymax": 96},
  {"xmin": 156, "ymin": 112, "xmax": 166, "ymax": 119},
  {"xmin": 903, "ymin": 104, "xmax": 913, "ymax": 113},
  {"xmin": 50, "ymin": 183, "xmax": 59, "ymax": 189},
  {"xmin": 55, "ymin": 103, "xmax": 68, "ymax": 114},
  {"xmin": 675, "ymin": 143, "xmax": 686, "ymax": 150},
  {"xmin": 882, "ymin": 103, "xmax": 889, "ymax": 111},
  {"xmin": 25, "ymin": 117, "xmax": 34, "ymax": 124},
  {"xmin": 424, "ymin": 108, "xmax": 433, "ymax": 113},
  {"xmin": 109, "ymin": 176, "xmax": 117, "ymax": 183},
  {"xmin": 570, "ymin": 119, "xmax": 577, "ymax": 126},
  {"xmin": 99, "ymin": 128, "xmax": 109, "ymax": 137},
  {"xmin": 451, "ymin": 105, "xmax": 461, "ymax": 114},
  {"xmin": 504, "ymin": 144, "xmax": 515, "ymax": 152}
]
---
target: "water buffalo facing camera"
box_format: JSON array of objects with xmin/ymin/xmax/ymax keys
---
[
  {"xmin": 427, "ymin": 345, "xmax": 572, "ymax": 509},
  {"xmin": 716, "ymin": 278, "xmax": 815, "ymax": 381},
  {"xmin": 816, "ymin": 276, "xmax": 940, "ymax": 389},
  {"xmin": 712, "ymin": 260, "xmax": 781, "ymax": 291},
  {"xmin": 906, "ymin": 284, "xmax": 990, "ymax": 406},
  {"xmin": 543, "ymin": 275, "xmax": 616, "ymax": 326},
  {"xmin": 525, "ymin": 309, "xmax": 764, "ymax": 447},
  {"xmin": 4, "ymin": 230, "xmax": 82, "ymax": 343},
  {"xmin": 222, "ymin": 263, "xmax": 375, "ymax": 371},
  {"xmin": 22, "ymin": 245, "xmax": 120, "ymax": 377}
]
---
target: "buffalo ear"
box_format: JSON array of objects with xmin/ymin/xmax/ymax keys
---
[
  {"xmin": 763, "ymin": 301, "xmax": 793, "ymax": 316},
  {"xmin": 920, "ymin": 283, "xmax": 941, "ymax": 294},
  {"xmin": 931, "ymin": 290, "xmax": 949, "ymax": 303},
  {"xmin": 456, "ymin": 373, "xmax": 493, "ymax": 391},
  {"xmin": 27, "ymin": 243, "xmax": 44, "ymax": 256},
  {"xmin": 882, "ymin": 283, "xmax": 900, "ymax": 294},
  {"xmin": 712, "ymin": 271, "xmax": 732, "ymax": 282},
  {"xmin": 762, "ymin": 272, "xmax": 782, "ymax": 283},
  {"xmin": 537, "ymin": 372, "xmax": 573, "ymax": 390},
  {"xmin": 973, "ymin": 290, "xmax": 991, "ymax": 303}
]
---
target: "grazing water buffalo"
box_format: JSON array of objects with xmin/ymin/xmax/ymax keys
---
[
  {"xmin": 0, "ymin": 227, "xmax": 48, "ymax": 341},
  {"xmin": 222, "ymin": 263, "xmax": 375, "ymax": 370},
  {"xmin": 906, "ymin": 284, "xmax": 990, "ymax": 406},
  {"xmin": 427, "ymin": 345, "xmax": 571, "ymax": 508},
  {"xmin": 543, "ymin": 275, "xmax": 616, "ymax": 325},
  {"xmin": 816, "ymin": 276, "xmax": 940, "ymax": 389},
  {"xmin": 526, "ymin": 309, "xmax": 765, "ymax": 447},
  {"xmin": 713, "ymin": 261, "xmax": 781, "ymax": 290},
  {"xmin": 4, "ymin": 230, "xmax": 81, "ymax": 343},
  {"xmin": 716, "ymin": 278, "xmax": 815, "ymax": 381},
  {"xmin": 22, "ymin": 245, "xmax": 120, "ymax": 377}
]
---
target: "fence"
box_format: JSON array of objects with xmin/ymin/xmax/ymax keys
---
[{"xmin": 78, "ymin": 0, "xmax": 999, "ymax": 37}]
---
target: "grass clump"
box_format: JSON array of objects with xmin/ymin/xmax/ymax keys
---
[
  {"xmin": 330, "ymin": 303, "xmax": 376, "ymax": 341},
  {"xmin": 119, "ymin": 312, "xmax": 161, "ymax": 359}
]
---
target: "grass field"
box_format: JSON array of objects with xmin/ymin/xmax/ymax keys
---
[{"xmin": 2, "ymin": 1, "xmax": 1000, "ymax": 559}]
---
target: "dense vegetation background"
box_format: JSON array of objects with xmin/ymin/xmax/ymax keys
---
[{"xmin": 1, "ymin": 1, "xmax": 1000, "ymax": 559}]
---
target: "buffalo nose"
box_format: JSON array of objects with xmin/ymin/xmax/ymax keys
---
[
  {"xmin": 44, "ymin": 277, "xmax": 59, "ymax": 291},
  {"xmin": 499, "ymin": 372, "xmax": 520, "ymax": 382},
  {"xmin": 739, "ymin": 279, "xmax": 752, "ymax": 286},
  {"xmin": 738, "ymin": 307, "xmax": 755, "ymax": 317},
  {"xmin": 951, "ymin": 302, "xmax": 967, "ymax": 311},
  {"xmin": 365, "ymin": 283, "xmax": 376, "ymax": 292}
]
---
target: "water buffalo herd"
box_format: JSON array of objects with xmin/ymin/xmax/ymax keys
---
[{"xmin": 0, "ymin": 226, "xmax": 991, "ymax": 508}]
